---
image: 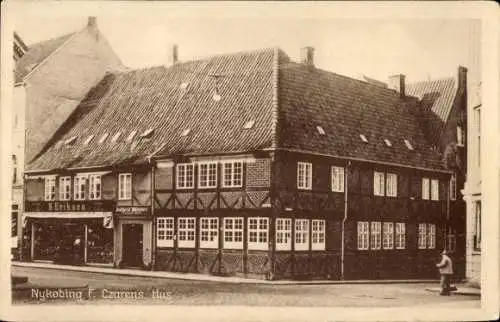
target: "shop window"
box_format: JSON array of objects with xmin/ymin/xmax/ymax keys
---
[
  {"xmin": 294, "ymin": 219, "xmax": 309, "ymax": 251},
  {"xmin": 178, "ymin": 217, "xmax": 195, "ymax": 248},
  {"xmin": 222, "ymin": 161, "xmax": 243, "ymax": 188},
  {"xmin": 223, "ymin": 217, "xmax": 243, "ymax": 249},
  {"xmin": 373, "ymin": 172, "xmax": 385, "ymax": 196},
  {"xmin": 59, "ymin": 177, "xmax": 71, "ymax": 201},
  {"xmin": 44, "ymin": 176, "xmax": 56, "ymax": 201},
  {"xmin": 395, "ymin": 223, "xmax": 406, "ymax": 249},
  {"xmin": 89, "ymin": 174, "xmax": 101, "ymax": 200},
  {"xmin": 157, "ymin": 217, "xmax": 174, "ymax": 247},
  {"xmin": 176, "ymin": 163, "xmax": 194, "ymax": 189},
  {"xmin": 198, "ymin": 162, "xmax": 217, "ymax": 188},
  {"xmin": 357, "ymin": 221, "xmax": 369, "ymax": 250},
  {"xmin": 370, "ymin": 222, "xmax": 381, "ymax": 250},
  {"xmin": 200, "ymin": 217, "xmax": 218, "ymax": 249},
  {"xmin": 248, "ymin": 217, "xmax": 269, "ymax": 250},
  {"xmin": 311, "ymin": 219, "xmax": 325, "ymax": 250},
  {"xmin": 297, "ymin": 162, "xmax": 312, "ymax": 190},
  {"xmin": 331, "ymin": 166, "xmax": 344, "ymax": 192},
  {"xmin": 118, "ymin": 173, "xmax": 132, "ymax": 200},
  {"xmin": 474, "ymin": 201, "xmax": 481, "ymax": 250},
  {"xmin": 86, "ymin": 224, "xmax": 114, "ymax": 264},
  {"xmin": 382, "ymin": 222, "xmax": 394, "ymax": 249},
  {"xmin": 276, "ymin": 218, "xmax": 292, "ymax": 251},
  {"xmin": 386, "ymin": 173, "xmax": 398, "ymax": 197}
]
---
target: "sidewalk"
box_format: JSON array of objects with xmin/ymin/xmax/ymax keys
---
[
  {"xmin": 425, "ymin": 286, "xmax": 481, "ymax": 296},
  {"xmin": 12, "ymin": 261, "xmax": 445, "ymax": 285}
]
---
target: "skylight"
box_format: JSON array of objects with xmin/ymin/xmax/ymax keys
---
[
  {"xmin": 84, "ymin": 135, "xmax": 94, "ymax": 145},
  {"xmin": 243, "ymin": 120, "xmax": 255, "ymax": 129},
  {"xmin": 384, "ymin": 139, "xmax": 392, "ymax": 147},
  {"xmin": 65, "ymin": 136, "xmax": 77, "ymax": 145},
  {"xmin": 111, "ymin": 132, "xmax": 121, "ymax": 143},
  {"xmin": 404, "ymin": 139, "xmax": 414, "ymax": 150},
  {"xmin": 99, "ymin": 133, "xmax": 109, "ymax": 144},
  {"xmin": 127, "ymin": 130, "xmax": 137, "ymax": 142},
  {"xmin": 141, "ymin": 128, "xmax": 154, "ymax": 138},
  {"xmin": 360, "ymin": 134, "xmax": 368, "ymax": 143},
  {"xmin": 317, "ymin": 126, "xmax": 326, "ymax": 135},
  {"xmin": 181, "ymin": 128, "xmax": 191, "ymax": 136}
]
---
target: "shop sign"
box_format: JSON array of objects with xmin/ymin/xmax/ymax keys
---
[
  {"xmin": 25, "ymin": 200, "xmax": 115, "ymax": 212},
  {"xmin": 115, "ymin": 206, "xmax": 150, "ymax": 217}
]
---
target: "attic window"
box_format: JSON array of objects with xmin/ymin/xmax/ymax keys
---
[
  {"xmin": 384, "ymin": 139, "xmax": 392, "ymax": 147},
  {"xmin": 111, "ymin": 132, "xmax": 121, "ymax": 143},
  {"xmin": 127, "ymin": 130, "xmax": 137, "ymax": 142},
  {"xmin": 360, "ymin": 134, "xmax": 368, "ymax": 143},
  {"xmin": 65, "ymin": 136, "xmax": 77, "ymax": 145},
  {"xmin": 141, "ymin": 128, "xmax": 154, "ymax": 138},
  {"xmin": 181, "ymin": 128, "xmax": 191, "ymax": 137},
  {"xmin": 243, "ymin": 120, "xmax": 255, "ymax": 129},
  {"xmin": 180, "ymin": 82, "xmax": 189, "ymax": 89},
  {"xmin": 99, "ymin": 133, "xmax": 109, "ymax": 144},
  {"xmin": 404, "ymin": 139, "xmax": 414, "ymax": 150},
  {"xmin": 316, "ymin": 126, "xmax": 326, "ymax": 135},
  {"xmin": 84, "ymin": 135, "xmax": 94, "ymax": 145}
]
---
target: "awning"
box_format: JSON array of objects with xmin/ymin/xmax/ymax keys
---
[{"xmin": 23, "ymin": 212, "xmax": 112, "ymax": 219}]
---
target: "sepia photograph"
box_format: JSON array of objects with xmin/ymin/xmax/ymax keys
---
[{"xmin": 1, "ymin": 1, "xmax": 498, "ymax": 321}]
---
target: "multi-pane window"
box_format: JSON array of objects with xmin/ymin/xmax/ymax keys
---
[
  {"xmin": 297, "ymin": 162, "xmax": 312, "ymax": 190},
  {"xmin": 373, "ymin": 171, "xmax": 385, "ymax": 196},
  {"xmin": 385, "ymin": 173, "xmax": 398, "ymax": 197},
  {"xmin": 73, "ymin": 176, "xmax": 87, "ymax": 200},
  {"xmin": 395, "ymin": 223, "xmax": 406, "ymax": 249},
  {"xmin": 428, "ymin": 224, "xmax": 436, "ymax": 249},
  {"xmin": 200, "ymin": 217, "xmax": 218, "ymax": 249},
  {"xmin": 418, "ymin": 223, "xmax": 436, "ymax": 249},
  {"xmin": 295, "ymin": 219, "xmax": 309, "ymax": 251},
  {"xmin": 450, "ymin": 174, "xmax": 457, "ymax": 201},
  {"xmin": 370, "ymin": 222, "xmax": 381, "ymax": 250},
  {"xmin": 418, "ymin": 223, "xmax": 427, "ymax": 249},
  {"xmin": 118, "ymin": 173, "xmax": 132, "ymax": 200},
  {"xmin": 422, "ymin": 177, "xmax": 439, "ymax": 200},
  {"xmin": 176, "ymin": 163, "xmax": 194, "ymax": 189},
  {"xmin": 222, "ymin": 161, "xmax": 243, "ymax": 188},
  {"xmin": 59, "ymin": 177, "xmax": 71, "ymax": 201},
  {"xmin": 248, "ymin": 217, "xmax": 269, "ymax": 250},
  {"xmin": 223, "ymin": 217, "xmax": 243, "ymax": 249},
  {"xmin": 198, "ymin": 162, "xmax": 217, "ymax": 188},
  {"xmin": 89, "ymin": 174, "xmax": 102, "ymax": 200},
  {"xmin": 382, "ymin": 222, "xmax": 394, "ymax": 249},
  {"xmin": 474, "ymin": 201, "xmax": 481, "ymax": 250},
  {"xmin": 276, "ymin": 218, "xmax": 292, "ymax": 251},
  {"xmin": 422, "ymin": 178, "xmax": 430, "ymax": 200},
  {"xmin": 331, "ymin": 166, "xmax": 345, "ymax": 192},
  {"xmin": 311, "ymin": 219, "xmax": 325, "ymax": 250},
  {"xmin": 178, "ymin": 217, "xmax": 195, "ymax": 248},
  {"xmin": 44, "ymin": 177, "xmax": 56, "ymax": 201},
  {"xmin": 357, "ymin": 221, "xmax": 369, "ymax": 250},
  {"xmin": 431, "ymin": 179, "xmax": 439, "ymax": 201},
  {"xmin": 157, "ymin": 217, "xmax": 174, "ymax": 247}
]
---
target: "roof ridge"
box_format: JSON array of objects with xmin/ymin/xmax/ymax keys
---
[{"xmin": 407, "ymin": 77, "xmax": 455, "ymax": 86}]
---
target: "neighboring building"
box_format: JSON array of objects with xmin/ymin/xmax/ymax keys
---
[
  {"xmin": 11, "ymin": 17, "xmax": 124, "ymax": 258},
  {"xmin": 23, "ymin": 47, "xmax": 453, "ymax": 280},
  {"xmin": 462, "ymin": 82, "xmax": 481, "ymax": 287}
]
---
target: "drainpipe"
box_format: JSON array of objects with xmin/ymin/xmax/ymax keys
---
[
  {"xmin": 150, "ymin": 158, "xmax": 156, "ymax": 270},
  {"xmin": 341, "ymin": 160, "xmax": 351, "ymax": 280}
]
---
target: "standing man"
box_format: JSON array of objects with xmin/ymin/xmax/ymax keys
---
[{"xmin": 436, "ymin": 249, "xmax": 454, "ymax": 295}]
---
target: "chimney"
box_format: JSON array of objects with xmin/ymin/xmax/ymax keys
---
[
  {"xmin": 388, "ymin": 74, "xmax": 406, "ymax": 97},
  {"xmin": 300, "ymin": 46, "xmax": 315, "ymax": 66},
  {"xmin": 458, "ymin": 65, "xmax": 468, "ymax": 92},
  {"xmin": 87, "ymin": 16, "xmax": 97, "ymax": 28},
  {"xmin": 167, "ymin": 44, "xmax": 179, "ymax": 66}
]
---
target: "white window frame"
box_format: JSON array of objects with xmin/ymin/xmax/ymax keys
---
[
  {"xmin": 370, "ymin": 222, "xmax": 382, "ymax": 250},
  {"xmin": 157, "ymin": 217, "xmax": 174, "ymax": 247},
  {"xmin": 176, "ymin": 163, "xmax": 194, "ymax": 189},
  {"xmin": 178, "ymin": 217, "xmax": 196, "ymax": 248},
  {"xmin": 422, "ymin": 178, "xmax": 430, "ymax": 200},
  {"xmin": 248, "ymin": 217, "xmax": 269, "ymax": 250},
  {"xmin": 431, "ymin": 179, "xmax": 439, "ymax": 201},
  {"xmin": 59, "ymin": 176, "xmax": 71, "ymax": 201},
  {"xmin": 331, "ymin": 166, "xmax": 345, "ymax": 192},
  {"xmin": 311, "ymin": 219, "xmax": 326, "ymax": 251},
  {"xmin": 382, "ymin": 222, "xmax": 394, "ymax": 249},
  {"xmin": 89, "ymin": 174, "xmax": 102, "ymax": 200},
  {"xmin": 373, "ymin": 171, "xmax": 385, "ymax": 196},
  {"xmin": 222, "ymin": 161, "xmax": 243, "ymax": 188},
  {"xmin": 418, "ymin": 223, "xmax": 427, "ymax": 249},
  {"xmin": 198, "ymin": 162, "xmax": 218, "ymax": 189},
  {"xmin": 118, "ymin": 173, "xmax": 132, "ymax": 200},
  {"xmin": 385, "ymin": 173, "xmax": 398, "ymax": 197},
  {"xmin": 427, "ymin": 224, "xmax": 436, "ymax": 249},
  {"xmin": 73, "ymin": 175, "xmax": 87, "ymax": 200},
  {"xmin": 395, "ymin": 223, "xmax": 406, "ymax": 249},
  {"xmin": 357, "ymin": 221, "xmax": 369, "ymax": 250},
  {"xmin": 294, "ymin": 219, "xmax": 310, "ymax": 251},
  {"xmin": 450, "ymin": 174, "xmax": 457, "ymax": 201},
  {"xmin": 44, "ymin": 176, "xmax": 56, "ymax": 201},
  {"xmin": 297, "ymin": 162, "xmax": 312, "ymax": 190},
  {"xmin": 223, "ymin": 217, "xmax": 244, "ymax": 249},
  {"xmin": 276, "ymin": 218, "xmax": 292, "ymax": 251},
  {"xmin": 200, "ymin": 217, "xmax": 218, "ymax": 249}
]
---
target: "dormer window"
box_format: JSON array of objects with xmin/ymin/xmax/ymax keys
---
[
  {"xmin": 99, "ymin": 133, "xmax": 109, "ymax": 144},
  {"xmin": 404, "ymin": 139, "xmax": 414, "ymax": 150},
  {"xmin": 384, "ymin": 139, "xmax": 392, "ymax": 147},
  {"xmin": 111, "ymin": 132, "xmax": 121, "ymax": 143},
  {"xmin": 316, "ymin": 126, "xmax": 326, "ymax": 135},
  {"xmin": 65, "ymin": 136, "xmax": 77, "ymax": 145},
  {"xmin": 181, "ymin": 129, "xmax": 191, "ymax": 137},
  {"xmin": 84, "ymin": 135, "xmax": 94, "ymax": 145},
  {"xmin": 243, "ymin": 121, "xmax": 255, "ymax": 129},
  {"xmin": 141, "ymin": 128, "xmax": 154, "ymax": 138},
  {"xmin": 127, "ymin": 130, "xmax": 137, "ymax": 142},
  {"xmin": 360, "ymin": 134, "xmax": 368, "ymax": 143}
]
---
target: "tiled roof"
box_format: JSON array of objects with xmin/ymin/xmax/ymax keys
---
[
  {"xmin": 278, "ymin": 62, "xmax": 444, "ymax": 170},
  {"xmin": 406, "ymin": 78, "xmax": 457, "ymax": 146},
  {"xmin": 29, "ymin": 48, "xmax": 282, "ymax": 170},
  {"xmin": 28, "ymin": 47, "xmax": 445, "ymax": 172},
  {"xmin": 14, "ymin": 32, "xmax": 75, "ymax": 83}
]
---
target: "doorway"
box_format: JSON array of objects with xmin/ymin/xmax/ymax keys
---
[{"xmin": 121, "ymin": 224, "xmax": 143, "ymax": 267}]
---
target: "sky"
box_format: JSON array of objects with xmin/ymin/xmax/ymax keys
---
[{"xmin": 10, "ymin": 3, "xmax": 481, "ymax": 85}]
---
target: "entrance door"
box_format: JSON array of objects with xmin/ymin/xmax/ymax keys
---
[{"xmin": 122, "ymin": 224, "xmax": 143, "ymax": 267}]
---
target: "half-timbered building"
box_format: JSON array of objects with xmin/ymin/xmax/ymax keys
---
[{"xmin": 24, "ymin": 46, "xmax": 454, "ymax": 280}]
